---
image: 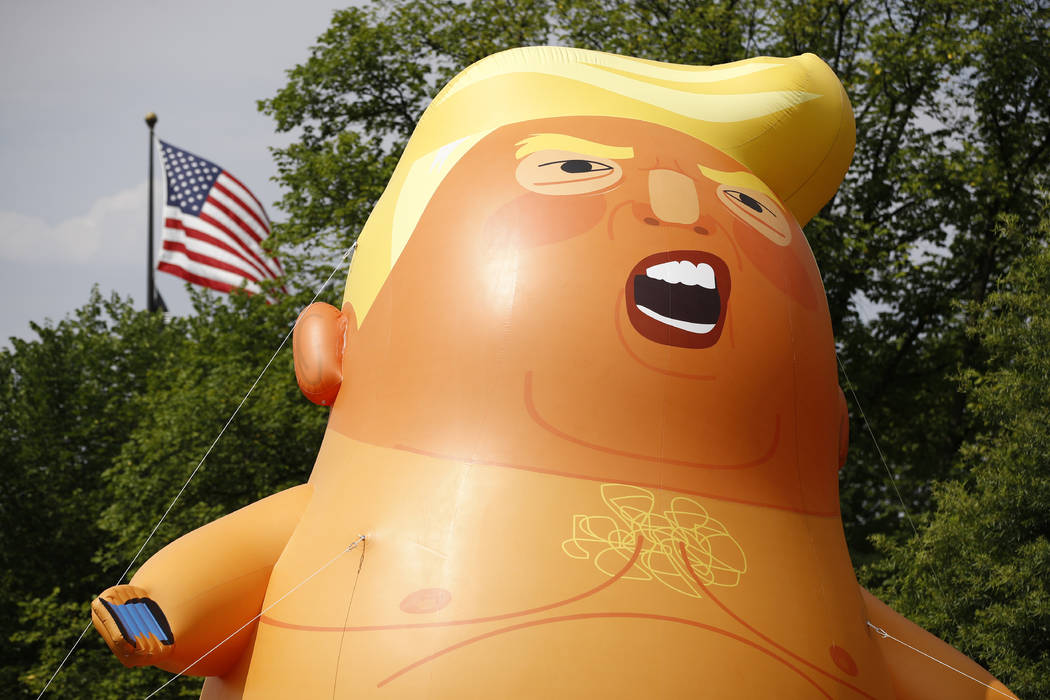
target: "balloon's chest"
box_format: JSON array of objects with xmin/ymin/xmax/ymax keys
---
[{"xmin": 233, "ymin": 453, "xmax": 890, "ymax": 698}]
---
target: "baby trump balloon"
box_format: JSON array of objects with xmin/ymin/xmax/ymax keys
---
[{"xmin": 92, "ymin": 48, "xmax": 1014, "ymax": 699}]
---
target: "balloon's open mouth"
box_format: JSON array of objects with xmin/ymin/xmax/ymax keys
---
[{"xmin": 625, "ymin": 251, "xmax": 731, "ymax": 348}]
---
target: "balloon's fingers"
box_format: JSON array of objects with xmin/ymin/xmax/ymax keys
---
[
  {"xmin": 91, "ymin": 587, "xmax": 174, "ymax": 668},
  {"xmin": 91, "ymin": 598, "xmax": 138, "ymax": 666}
]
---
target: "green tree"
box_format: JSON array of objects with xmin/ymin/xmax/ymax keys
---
[
  {"xmin": 865, "ymin": 207, "xmax": 1050, "ymax": 697},
  {"xmin": 7, "ymin": 287, "xmax": 334, "ymax": 698},
  {"xmin": 0, "ymin": 291, "xmax": 188, "ymax": 696},
  {"xmin": 831, "ymin": 0, "xmax": 1050, "ymax": 558}
]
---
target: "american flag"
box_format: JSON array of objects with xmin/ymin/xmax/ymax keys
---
[{"xmin": 157, "ymin": 141, "xmax": 284, "ymax": 295}]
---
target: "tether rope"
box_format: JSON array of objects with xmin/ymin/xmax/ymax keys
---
[
  {"xmin": 836, "ymin": 356, "xmax": 920, "ymax": 540},
  {"xmin": 866, "ymin": 622, "xmax": 1017, "ymax": 699},
  {"xmin": 35, "ymin": 244, "xmax": 356, "ymax": 699}
]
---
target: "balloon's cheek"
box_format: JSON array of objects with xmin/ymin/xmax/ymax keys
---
[
  {"xmin": 484, "ymin": 193, "xmax": 606, "ymax": 248},
  {"xmin": 732, "ymin": 219, "xmax": 819, "ymax": 309}
]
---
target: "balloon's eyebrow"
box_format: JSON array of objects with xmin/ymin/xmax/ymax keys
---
[
  {"xmin": 697, "ymin": 164, "xmax": 778, "ymax": 200},
  {"xmin": 515, "ymin": 134, "xmax": 634, "ymax": 161}
]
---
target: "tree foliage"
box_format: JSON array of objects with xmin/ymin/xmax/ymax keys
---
[
  {"xmin": 4, "ymin": 288, "xmax": 332, "ymax": 697},
  {"xmin": 865, "ymin": 205, "xmax": 1050, "ymax": 697},
  {"xmin": 1, "ymin": 292, "xmax": 185, "ymax": 696}
]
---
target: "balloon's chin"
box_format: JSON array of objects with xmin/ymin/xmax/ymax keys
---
[
  {"xmin": 522, "ymin": 369, "xmax": 783, "ymax": 472},
  {"xmin": 625, "ymin": 250, "xmax": 731, "ymax": 348}
]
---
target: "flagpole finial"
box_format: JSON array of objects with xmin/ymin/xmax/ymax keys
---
[{"xmin": 145, "ymin": 112, "xmax": 158, "ymax": 129}]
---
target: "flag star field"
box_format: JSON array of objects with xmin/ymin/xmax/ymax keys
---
[{"xmin": 160, "ymin": 143, "xmax": 222, "ymax": 216}]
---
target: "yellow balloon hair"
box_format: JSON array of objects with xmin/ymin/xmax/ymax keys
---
[{"xmin": 344, "ymin": 46, "xmax": 854, "ymax": 323}]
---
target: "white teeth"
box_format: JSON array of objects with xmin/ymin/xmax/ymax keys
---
[
  {"xmin": 697, "ymin": 262, "xmax": 716, "ymax": 289},
  {"xmin": 636, "ymin": 305, "xmax": 716, "ymax": 334},
  {"xmin": 645, "ymin": 260, "xmax": 679, "ymax": 283},
  {"xmin": 645, "ymin": 260, "xmax": 716, "ymax": 289}
]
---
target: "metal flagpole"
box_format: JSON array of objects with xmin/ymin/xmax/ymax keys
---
[{"xmin": 145, "ymin": 111, "xmax": 158, "ymax": 312}]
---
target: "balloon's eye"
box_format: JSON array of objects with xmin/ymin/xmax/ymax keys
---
[
  {"xmin": 548, "ymin": 159, "xmax": 613, "ymax": 174},
  {"xmin": 716, "ymin": 185, "xmax": 792, "ymax": 246},
  {"xmin": 517, "ymin": 150, "xmax": 623, "ymax": 195},
  {"xmin": 725, "ymin": 190, "xmax": 766, "ymax": 213}
]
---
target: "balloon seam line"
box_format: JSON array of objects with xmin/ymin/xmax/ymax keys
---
[
  {"xmin": 144, "ymin": 535, "xmax": 365, "ymax": 699},
  {"xmin": 332, "ymin": 537, "xmax": 367, "ymax": 698}
]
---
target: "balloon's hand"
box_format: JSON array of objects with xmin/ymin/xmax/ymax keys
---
[{"xmin": 91, "ymin": 585, "xmax": 174, "ymax": 667}]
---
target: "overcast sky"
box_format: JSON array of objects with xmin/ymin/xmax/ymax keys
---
[{"xmin": 0, "ymin": 0, "xmax": 356, "ymax": 347}]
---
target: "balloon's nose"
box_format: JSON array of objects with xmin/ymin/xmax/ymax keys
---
[{"xmin": 648, "ymin": 169, "xmax": 700, "ymax": 225}]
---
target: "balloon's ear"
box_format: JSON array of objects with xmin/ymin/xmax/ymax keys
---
[
  {"xmin": 837, "ymin": 387, "xmax": 850, "ymax": 471},
  {"xmin": 293, "ymin": 302, "xmax": 353, "ymax": 406}
]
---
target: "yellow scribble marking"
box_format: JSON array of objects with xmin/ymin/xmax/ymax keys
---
[{"xmin": 562, "ymin": 484, "xmax": 747, "ymax": 598}]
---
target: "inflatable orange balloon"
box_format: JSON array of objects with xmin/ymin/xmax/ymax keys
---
[{"xmin": 93, "ymin": 47, "xmax": 1014, "ymax": 699}]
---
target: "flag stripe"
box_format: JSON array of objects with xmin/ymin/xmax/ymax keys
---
[
  {"xmin": 213, "ymin": 180, "xmax": 269, "ymax": 239},
  {"xmin": 196, "ymin": 209, "xmax": 280, "ymax": 279},
  {"xmin": 203, "ymin": 196, "xmax": 267, "ymax": 254},
  {"xmin": 164, "ymin": 217, "xmax": 271, "ymax": 282},
  {"xmin": 169, "ymin": 208, "xmax": 273, "ymax": 282},
  {"xmin": 213, "ymin": 180, "xmax": 283, "ymax": 273},
  {"xmin": 198, "ymin": 198, "xmax": 279, "ymax": 276},
  {"xmin": 222, "ymin": 171, "xmax": 270, "ymax": 225},
  {"xmin": 158, "ymin": 250, "xmax": 263, "ymax": 294},
  {"xmin": 209, "ymin": 185, "xmax": 268, "ymax": 245},
  {"xmin": 158, "ymin": 261, "xmax": 241, "ymax": 295},
  {"xmin": 161, "ymin": 238, "xmax": 263, "ymax": 285}
]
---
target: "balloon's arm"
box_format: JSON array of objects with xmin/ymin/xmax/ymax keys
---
[
  {"xmin": 92, "ymin": 484, "xmax": 313, "ymax": 676},
  {"xmin": 860, "ymin": 588, "xmax": 1016, "ymax": 700}
]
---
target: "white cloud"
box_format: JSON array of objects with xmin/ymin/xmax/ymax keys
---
[{"xmin": 0, "ymin": 181, "xmax": 148, "ymax": 264}]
